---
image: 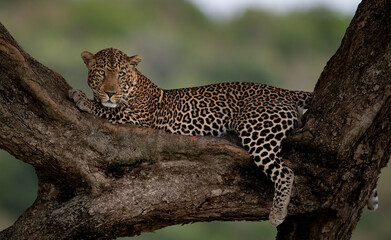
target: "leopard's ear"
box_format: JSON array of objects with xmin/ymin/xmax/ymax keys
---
[
  {"xmin": 81, "ymin": 51, "xmax": 96, "ymax": 68},
  {"xmin": 128, "ymin": 54, "xmax": 142, "ymax": 66}
]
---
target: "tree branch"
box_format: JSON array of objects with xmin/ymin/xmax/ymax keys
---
[
  {"xmin": 0, "ymin": 22, "xmax": 278, "ymax": 239},
  {"xmin": 0, "ymin": 0, "xmax": 390, "ymax": 239}
]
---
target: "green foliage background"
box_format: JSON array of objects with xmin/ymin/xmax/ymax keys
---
[{"xmin": 0, "ymin": 0, "xmax": 389, "ymax": 239}]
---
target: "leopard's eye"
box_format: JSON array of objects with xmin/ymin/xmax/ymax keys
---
[
  {"xmin": 118, "ymin": 71, "xmax": 125, "ymax": 77},
  {"xmin": 97, "ymin": 70, "xmax": 105, "ymax": 76}
]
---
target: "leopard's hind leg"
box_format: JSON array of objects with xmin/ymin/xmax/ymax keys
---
[{"xmin": 234, "ymin": 103, "xmax": 298, "ymax": 226}]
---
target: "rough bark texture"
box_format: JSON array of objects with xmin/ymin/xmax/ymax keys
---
[{"xmin": 0, "ymin": 0, "xmax": 390, "ymax": 239}]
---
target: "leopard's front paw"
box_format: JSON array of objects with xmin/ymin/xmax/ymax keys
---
[{"xmin": 68, "ymin": 89, "xmax": 92, "ymax": 112}]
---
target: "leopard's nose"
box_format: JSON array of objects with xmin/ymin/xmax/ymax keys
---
[{"xmin": 105, "ymin": 92, "xmax": 115, "ymax": 98}]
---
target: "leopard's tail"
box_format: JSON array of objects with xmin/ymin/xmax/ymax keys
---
[{"xmin": 367, "ymin": 188, "xmax": 379, "ymax": 211}]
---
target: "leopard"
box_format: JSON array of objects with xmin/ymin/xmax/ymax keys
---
[{"xmin": 68, "ymin": 48, "xmax": 379, "ymax": 226}]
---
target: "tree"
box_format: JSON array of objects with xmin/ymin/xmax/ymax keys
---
[{"xmin": 0, "ymin": 0, "xmax": 390, "ymax": 239}]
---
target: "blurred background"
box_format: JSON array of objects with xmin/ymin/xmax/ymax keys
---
[{"xmin": 0, "ymin": 0, "xmax": 389, "ymax": 239}]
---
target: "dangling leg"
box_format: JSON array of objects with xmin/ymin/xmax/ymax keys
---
[
  {"xmin": 266, "ymin": 162, "xmax": 294, "ymax": 226},
  {"xmin": 235, "ymin": 104, "xmax": 298, "ymax": 226},
  {"xmin": 245, "ymin": 137, "xmax": 294, "ymax": 226}
]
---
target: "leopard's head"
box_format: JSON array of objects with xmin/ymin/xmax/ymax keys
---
[{"xmin": 81, "ymin": 48, "xmax": 142, "ymax": 108}]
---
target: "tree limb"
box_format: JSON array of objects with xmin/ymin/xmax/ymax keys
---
[
  {"xmin": 0, "ymin": 0, "xmax": 390, "ymax": 239},
  {"xmin": 0, "ymin": 22, "xmax": 277, "ymax": 239}
]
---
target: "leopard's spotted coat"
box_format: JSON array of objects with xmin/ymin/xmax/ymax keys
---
[{"xmin": 69, "ymin": 48, "xmax": 314, "ymax": 226}]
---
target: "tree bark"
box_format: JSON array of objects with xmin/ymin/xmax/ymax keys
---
[{"xmin": 0, "ymin": 0, "xmax": 390, "ymax": 239}]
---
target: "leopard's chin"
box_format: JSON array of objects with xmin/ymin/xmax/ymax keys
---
[{"xmin": 102, "ymin": 101, "xmax": 117, "ymax": 108}]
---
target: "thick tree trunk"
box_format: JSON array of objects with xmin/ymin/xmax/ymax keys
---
[
  {"xmin": 277, "ymin": 0, "xmax": 391, "ymax": 239},
  {"xmin": 0, "ymin": 0, "xmax": 390, "ymax": 239}
]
